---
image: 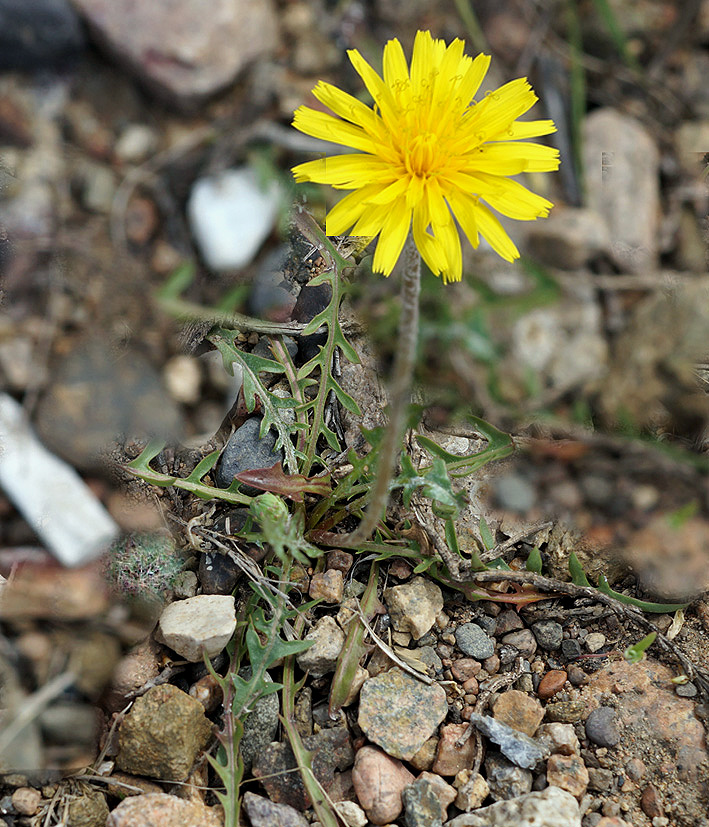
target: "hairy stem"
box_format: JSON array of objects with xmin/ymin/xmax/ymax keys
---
[{"xmin": 346, "ymin": 235, "xmax": 421, "ymax": 544}]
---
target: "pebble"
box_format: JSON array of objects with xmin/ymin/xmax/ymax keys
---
[
  {"xmin": 296, "ymin": 615, "xmax": 344, "ymax": 678},
  {"xmin": 248, "ymin": 246, "xmax": 298, "ymax": 322},
  {"xmin": 453, "ymin": 770, "xmax": 489, "ymax": 812},
  {"xmin": 536, "ymin": 723, "xmax": 579, "ymax": 756},
  {"xmin": 71, "ymin": 0, "xmax": 278, "ymax": 111},
  {"xmin": 446, "ymin": 785, "xmax": 581, "ymax": 827},
  {"xmin": 114, "ymin": 123, "xmax": 158, "ymax": 164},
  {"xmin": 358, "ymin": 667, "xmax": 448, "ymax": 761},
  {"xmin": 544, "ymin": 700, "xmax": 586, "ymax": 724},
  {"xmin": 105, "ymin": 792, "xmax": 222, "ymax": 827},
  {"xmin": 585, "ymin": 707, "xmax": 620, "ymax": 747},
  {"xmin": 567, "ymin": 665, "xmax": 588, "ymax": 686},
  {"xmin": 10, "ymin": 787, "xmax": 41, "ymax": 816},
  {"xmin": 537, "ymin": 670, "xmax": 568, "ymax": 700},
  {"xmin": 116, "ymin": 685, "xmax": 212, "ymax": 781},
  {"xmin": 467, "ymin": 713, "xmax": 549, "ymax": 769},
  {"xmin": 327, "ymin": 549, "xmax": 354, "ymax": 573},
  {"xmin": 352, "ymin": 745, "xmax": 414, "ymax": 825},
  {"xmin": 242, "ymin": 791, "xmax": 308, "ymax": 827},
  {"xmin": 410, "ymin": 735, "xmax": 439, "ymax": 771},
  {"xmin": 455, "ymin": 623, "xmax": 495, "ymax": 659},
  {"xmin": 546, "ymin": 753, "xmax": 589, "ymax": 799},
  {"xmin": 215, "ymin": 417, "xmax": 285, "ymax": 490},
  {"xmin": 675, "ymin": 681, "xmax": 698, "ymax": 698},
  {"xmin": 561, "ymin": 639, "xmax": 582, "ymax": 660},
  {"xmin": 163, "ymin": 355, "xmax": 201, "ymax": 405},
  {"xmin": 525, "ymin": 206, "xmax": 611, "ymax": 269},
  {"xmin": 416, "ymin": 772, "xmax": 457, "ymax": 820},
  {"xmin": 188, "ymin": 167, "xmax": 283, "ymax": 270},
  {"xmin": 587, "ymin": 767, "xmax": 615, "ymax": 792},
  {"xmin": 384, "ymin": 576, "xmax": 444, "ymax": 640},
  {"xmin": 309, "ymin": 569, "xmax": 344, "ymax": 603},
  {"xmin": 239, "ymin": 669, "xmax": 279, "ymax": 771},
  {"xmin": 582, "ymin": 108, "xmax": 659, "ymax": 273},
  {"xmin": 484, "ymin": 752, "xmax": 533, "ymax": 800},
  {"xmin": 500, "ymin": 629, "xmax": 538, "ymax": 659},
  {"xmin": 67, "ymin": 788, "xmax": 110, "ymax": 826},
  {"xmin": 431, "ymin": 723, "xmax": 476, "ymax": 777},
  {"xmin": 156, "ymin": 594, "xmax": 236, "ymax": 662},
  {"xmin": 494, "ymin": 609, "xmax": 524, "ymax": 635},
  {"xmin": 452, "ymin": 659, "xmax": 482, "ymax": 682},
  {"xmin": 492, "ymin": 690, "xmax": 544, "ymax": 737},
  {"xmin": 334, "ymin": 801, "xmax": 367, "ymax": 827},
  {"xmin": 199, "ymin": 551, "xmax": 239, "ymax": 595},
  {"xmin": 189, "ymin": 674, "xmax": 222, "ymax": 713},
  {"xmin": 402, "ymin": 777, "xmax": 443, "ymax": 827},
  {"xmin": 584, "ymin": 633, "xmax": 606, "ymax": 653},
  {"xmin": 531, "ymin": 621, "xmax": 564, "ymax": 651},
  {"xmin": 107, "ymin": 637, "xmax": 162, "ymax": 710}
]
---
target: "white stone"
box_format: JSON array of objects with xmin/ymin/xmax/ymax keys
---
[
  {"xmin": 0, "ymin": 393, "xmax": 119, "ymax": 567},
  {"xmin": 188, "ymin": 167, "xmax": 284, "ymax": 270},
  {"xmin": 164, "ymin": 355, "xmax": 202, "ymax": 405},
  {"xmin": 585, "ymin": 632, "xmax": 606, "ymax": 653},
  {"xmin": 335, "ymin": 800, "xmax": 367, "ymax": 827},
  {"xmin": 384, "ymin": 575, "xmax": 444, "ymax": 640},
  {"xmin": 447, "ymin": 786, "xmax": 580, "ymax": 827},
  {"xmin": 156, "ymin": 595, "xmax": 236, "ymax": 662},
  {"xmin": 296, "ymin": 615, "xmax": 345, "ymax": 678},
  {"xmin": 114, "ymin": 124, "xmax": 159, "ymax": 164}
]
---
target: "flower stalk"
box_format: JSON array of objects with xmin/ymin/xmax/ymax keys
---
[{"xmin": 346, "ymin": 235, "xmax": 420, "ymax": 544}]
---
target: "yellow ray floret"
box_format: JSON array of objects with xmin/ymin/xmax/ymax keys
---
[{"xmin": 291, "ymin": 29, "xmax": 560, "ymax": 283}]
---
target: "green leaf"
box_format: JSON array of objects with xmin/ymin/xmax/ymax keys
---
[
  {"xmin": 596, "ymin": 574, "xmax": 689, "ymax": 613},
  {"xmin": 624, "ymin": 632, "xmax": 656, "ymax": 664},
  {"xmin": 479, "ymin": 517, "xmax": 495, "ymax": 551},
  {"xmin": 568, "ymin": 551, "xmax": 591, "ymax": 586},
  {"xmin": 526, "ymin": 546, "xmax": 543, "ymax": 573}
]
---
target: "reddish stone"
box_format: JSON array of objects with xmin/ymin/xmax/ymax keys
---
[
  {"xmin": 432, "ymin": 723, "xmax": 476, "ymax": 777},
  {"xmin": 326, "ymin": 549, "xmax": 354, "ymax": 573},
  {"xmin": 640, "ymin": 784, "xmax": 664, "ymax": 818},
  {"xmin": 538, "ymin": 670, "xmax": 568, "ymax": 700},
  {"xmin": 451, "ymin": 659, "xmax": 481, "ymax": 682}
]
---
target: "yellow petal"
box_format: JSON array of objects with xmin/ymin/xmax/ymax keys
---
[
  {"xmin": 372, "ymin": 203, "xmax": 411, "ymax": 275},
  {"xmin": 475, "ymin": 204, "xmax": 520, "ymax": 261}
]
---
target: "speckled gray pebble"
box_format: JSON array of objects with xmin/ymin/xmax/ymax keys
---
[
  {"xmin": 675, "ymin": 681, "xmax": 698, "ymax": 698},
  {"xmin": 531, "ymin": 621, "xmax": 563, "ymax": 651},
  {"xmin": 455, "ymin": 623, "xmax": 495, "ymax": 659},
  {"xmin": 215, "ymin": 417, "xmax": 284, "ymax": 490},
  {"xmin": 468, "ymin": 714, "xmax": 549, "ymax": 769},
  {"xmin": 585, "ymin": 706, "xmax": 620, "ymax": 747},
  {"xmin": 402, "ymin": 778, "xmax": 443, "ymax": 827},
  {"xmin": 560, "ymin": 639, "xmax": 582, "ymax": 660}
]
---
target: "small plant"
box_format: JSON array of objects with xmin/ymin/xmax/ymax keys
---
[{"xmin": 104, "ymin": 533, "xmax": 184, "ymax": 604}]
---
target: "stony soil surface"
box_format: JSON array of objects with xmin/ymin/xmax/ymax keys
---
[{"xmin": 1, "ymin": 1, "xmax": 709, "ymax": 827}]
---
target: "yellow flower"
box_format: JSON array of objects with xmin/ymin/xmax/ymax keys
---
[{"xmin": 292, "ymin": 30, "xmax": 560, "ymax": 283}]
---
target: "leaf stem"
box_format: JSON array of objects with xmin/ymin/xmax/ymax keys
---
[{"xmin": 346, "ymin": 234, "xmax": 421, "ymax": 544}]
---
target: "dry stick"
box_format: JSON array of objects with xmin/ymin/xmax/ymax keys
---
[
  {"xmin": 344, "ymin": 235, "xmax": 421, "ymax": 545},
  {"xmin": 467, "ymin": 570, "xmax": 709, "ymax": 698}
]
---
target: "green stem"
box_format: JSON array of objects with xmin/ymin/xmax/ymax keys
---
[{"xmin": 346, "ymin": 234, "xmax": 421, "ymax": 545}]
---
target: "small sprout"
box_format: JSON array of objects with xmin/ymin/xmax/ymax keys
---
[
  {"xmin": 104, "ymin": 532, "xmax": 184, "ymax": 603},
  {"xmin": 671, "ymin": 674, "xmax": 690, "ymax": 685},
  {"xmin": 624, "ymin": 631, "xmax": 657, "ymax": 664},
  {"xmin": 526, "ymin": 546, "xmax": 543, "ymax": 574}
]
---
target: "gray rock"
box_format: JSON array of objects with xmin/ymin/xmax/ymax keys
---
[
  {"xmin": 358, "ymin": 667, "xmax": 448, "ymax": 761},
  {"xmin": 0, "ymin": 0, "xmax": 84, "ymax": 69},
  {"xmin": 561, "ymin": 639, "xmax": 582, "ymax": 660},
  {"xmin": 467, "ymin": 714, "xmax": 549, "ymax": 769},
  {"xmin": 215, "ymin": 417, "xmax": 284, "ymax": 490},
  {"xmin": 385, "ymin": 576, "xmax": 444, "ymax": 640},
  {"xmin": 35, "ymin": 335, "xmax": 182, "ymax": 471},
  {"xmin": 493, "ymin": 474, "xmax": 537, "ymax": 513},
  {"xmin": 116, "ymin": 685, "xmax": 212, "ymax": 781},
  {"xmin": 585, "ymin": 706, "xmax": 620, "ymax": 747},
  {"xmin": 189, "ymin": 167, "xmax": 284, "ymax": 270},
  {"xmin": 105, "ymin": 792, "xmax": 221, "ymax": 826},
  {"xmin": 455, "ymin": 623, "xmax": 495, "ymax": 660},
  {"xmin": 531, "ymin": 621, "xmax": 563, "ymax": 651},
  {"xmin": 484, "ymin": 752, "xmax": 533, "ymax": 800},
  {"xmin": 402, "ymin": 777, "xmax": 442, "ymax": 827},
  {"xmin": 587, "ymin": 767, "xmax": 614, "ymax": 792},
  {"xmin": 500, "ymin": 629, "xmax": 537, "ymax": 659},
  {"xmin": 675, "ymin": 681, "xmax": 698, "ymax": 698},
  {"xmin": 291, "ymin": 282, "xmax": 333, "ymax": 323},
  {"xmin": 582, "ymin": 108, "xmax": 659, "ymax": 273},
  {"xmin": 156, "ymin": 595, "xmax": 236, "ymax": 662},
  {"xmin": 446, "ymin": 786, "xmax": 580, "ymax": 827},
  {"xmin": 199, "ymin": 551, "xmax": 240, "ymax": 595},
  {"xmin": 525, "ymin": 207, "xmax": 611, "ymax": 269},
  {"xmin": 67, "ymin": 788, "xmax": 109, "ymax": 827},
  {"xmin": 248, "ymin": 245, "xmax": 298, "ymax": 322},
  {"xmin": 296, "ymin": 615, "xmax": 344, "ymax": 678},
  {"xmin": 39, "ymin": 702, "xmax": 98, "ymax": 746},
  {"xmin": 239, "ymin": 671, "xmax": 280, "ymax": 772},
  {"xmin": 242, "ymin": 791, "xmax": 308, "ymax": 827},
  {"xmin": 71, "ymin": 0, "xmax": 278, "ymax": 110}
]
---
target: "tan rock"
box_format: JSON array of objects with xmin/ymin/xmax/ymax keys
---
[
  {"xmin": 352, "ymin": 745, "xmax": 414, "ymax": 825},
  {"xmin": 384, "ymin": 576, "xmax": 444, "ymax": 640},
  {"xmin": 432, "ymin": 723, "xmax": 476, "ymax": 777},
  {"xmin": 309, "ymin": 569, "xmax": 344, "ymax": 603},
  {"xmin": 453, "ymin": 769, "xmax": 490, "ymax": 811},
  {"xmin": 547, "ymin": 753, "xmax": 589, "ymax": 799},
  {"xmin": 492, "ymin": 689, "xmax": 544, "ymax": 736},
  {"xmin": 417, "ymin": 771, "xmax": 457, "ymax": 820},
  {"xmin": 536, "ymin": 723, "xmax": 580, "ymax": 756}
]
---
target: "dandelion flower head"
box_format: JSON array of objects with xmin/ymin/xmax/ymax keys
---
[{"xmin": 292, "ymin": 30, "xmax": 560, "ymax": 283}]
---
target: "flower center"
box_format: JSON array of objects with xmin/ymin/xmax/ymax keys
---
[{"xmin": 405, "ymin": 132, "xmax": 442, "ymax": 176}]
